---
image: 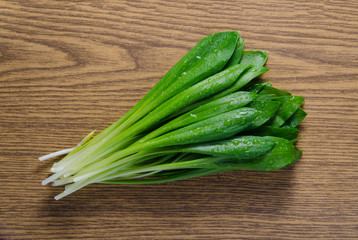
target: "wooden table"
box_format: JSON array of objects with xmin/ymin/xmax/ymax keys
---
[{"xmin": 1, "ymin": 1, "xmax": 357, "ymax": 239}]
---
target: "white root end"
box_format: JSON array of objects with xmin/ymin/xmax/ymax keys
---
[
  {"xmin": 55, "ymin": 181, "xmax": 90, "ymax": 200},
  {"xmin": 39, "ymin": 148, "xmax": 75, "ymax": 161},
  {"xmin": 41, "ymin": 129, "xmax": 99, "ymax": 199},
  {"xmin": 42, "ymin": 172, "xmax": 63, "ymax": 185},
  {"xmin": 52, "ymin": 177, "xmax": 74, "ymax": 186}
]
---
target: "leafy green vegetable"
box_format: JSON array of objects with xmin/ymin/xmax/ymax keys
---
[{"xmin": 40, "ymin": 31, "xmax": 306, "ymax": 200}]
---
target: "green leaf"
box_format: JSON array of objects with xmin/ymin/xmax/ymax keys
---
[
  {"xmin": 266, "ymin": 96, "xmax": 305, "ymax": 127},
  {"xmin": 224, "ymin": 137, "xmax": 299, "ymax": 171},
  {"xmin": 246, "ymin": 126, "xmax": 299, "ymax": 140},
  {"xmin": 225, "ymin": 36, "xmax": 245, "ymax": 67},
  {"xmin": 282, "ymin": 108, "xmax": 307, "ymax": 128},
  {"xmin": 177, "ymin": 136, "xmax": 276, "ymax": 159}
]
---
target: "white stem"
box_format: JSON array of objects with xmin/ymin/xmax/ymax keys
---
[
  {"xmin": 39, "ymin": 148, "xmax": 75, "ymax": 161},
  {"xmin": 52, "ymin": 177, "xmax": 74, "ymax": 186},
  {"xmin": 42, "ymin": 171, "xmax": 64, "ymax": 185}
]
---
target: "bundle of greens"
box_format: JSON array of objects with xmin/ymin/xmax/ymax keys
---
[{"xmin": 40, "ymin": 31, "xmax": 306, "ymax": 200}]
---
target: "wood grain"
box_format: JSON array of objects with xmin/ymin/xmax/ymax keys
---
[{"xmin": 1, "ymin": 0, "xmax": 357, "ymax": 239}]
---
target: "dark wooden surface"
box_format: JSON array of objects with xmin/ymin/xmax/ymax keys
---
[{"xmin": 1, "ymin": 1, "xmax": 357, "ymax": 239}]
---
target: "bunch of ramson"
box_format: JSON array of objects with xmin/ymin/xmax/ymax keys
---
[{"xmin": 40, "ymin": 32, "xmax": 306, "ymax": 200}]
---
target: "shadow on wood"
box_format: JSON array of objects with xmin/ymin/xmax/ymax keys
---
[{"xmin": 38, "ymin": 167, "xmax": 296, "ymax": 226}]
